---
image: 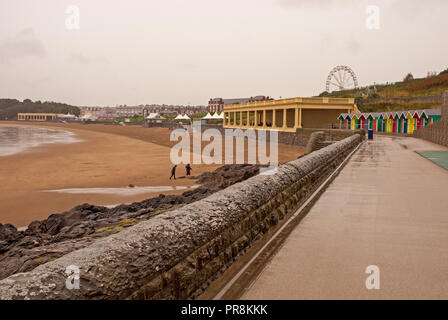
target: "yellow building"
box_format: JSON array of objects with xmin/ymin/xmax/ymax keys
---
[
  {"xmin": 17, "ymin": 113, "xmax": 65, "ymax": 121},
  {"xmin": 223, "ymin": 97, "xmax": 360, "ymax": 132}
]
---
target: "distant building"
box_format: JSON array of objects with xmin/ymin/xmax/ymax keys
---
[
  {"xmin": 17, "ymin": 113, "xmax": 65, "ymax": 121},
  {"xmin": 208, "ymin": 96, "xmax": 272, "ymax": 113},
  {"xmin": 80, "ymin": 107, "xmax": 107, "ymax": 119},
  {"xmin": 159, "ymin": 109, "xmax": 177, "ymax": 116},
  {"xmin": 79, "ymin": 107, "xmax": 118, "ymax": 120},
  {"xmin": 223, "ymin": 96, "xmax": 359, "ymax": 131},
  {"xmin": 115, "ymin": 106, "xmax": 145, "ymax": 117}
]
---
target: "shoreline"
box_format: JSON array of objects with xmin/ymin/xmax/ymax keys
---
[
  {"xmin": 0, "ymin": 125, "xmax": 82, "ymax": 157},
  {"xmin": 0, "ymin": 121, "xmax": 303, "ymax": 227}
]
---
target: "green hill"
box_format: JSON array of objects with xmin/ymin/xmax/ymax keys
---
[
  {"xmin": 0, "ymin": 99, "xmax": 80, "ymax": 120},
  {"xmin": 319, "ymin": 69, "xmax": 448, "ymax": 113}
]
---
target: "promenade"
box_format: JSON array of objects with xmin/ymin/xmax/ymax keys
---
[{"xmin": 243, "ymin": 135, "xmax": 448, "ymax": 299}]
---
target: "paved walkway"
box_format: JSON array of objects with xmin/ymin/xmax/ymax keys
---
[{"xmin": 242, "ymin": 135, "xmax": 448, "ymax": 299}]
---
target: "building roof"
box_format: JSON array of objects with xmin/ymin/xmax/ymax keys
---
[
  {"xmin": 222, "ymin": 98, "xmax": 251, "ymax": 105},
  {"xmin": 339, "ymin": 109, "xmax": 442, "ymax": 120},
  {"xmin": 210, "ymin": 96, "xmax": 271, "ymax": 105}
]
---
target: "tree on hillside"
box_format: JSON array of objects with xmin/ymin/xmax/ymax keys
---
[
  {"xmin": 0, "ymin": 99, "xmax": 81, "ymax": 120},
  {"xmin": 439, "ymin": 68, "xmax": 448, "ymax": 76},
  {"xmin": 403, "ymin": 73, "xmax": 414, "ymax": 82}
]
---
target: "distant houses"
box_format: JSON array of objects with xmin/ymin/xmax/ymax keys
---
[
  {"xmin": 338, "ymin": 109, "xmax": 442, "ymax": 134},
  {"xmin": 208, "ymin": 96, "xmax": 273, "ymax": 113}
]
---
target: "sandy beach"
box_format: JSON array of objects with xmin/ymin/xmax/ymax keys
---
[{"xmin": 0, "ymin": 122, "xmax": 303, "ymax": 227}]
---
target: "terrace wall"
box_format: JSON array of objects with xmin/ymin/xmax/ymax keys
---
[{"xmin": 413, "ymin": 91, "xmax": 448, "ymax": 147}]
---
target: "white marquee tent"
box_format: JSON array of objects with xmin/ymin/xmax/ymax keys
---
[
  {"xmin": 146, "ymin": 113, "xmax": 166, "ymax": 123},
  {"xmin": 61, "ymin": 113, "xmax": 77, "ymax": 120},
  {"xmin": 211, "ymin": 112, "xmax": 223, "ymax": 119},
  {"xmin": 202, "ymin": 113, "xmax": 213, "ymax": 120},
  {"xmin": 80, "ymin": 114, "xmax": 98, "ymax": 121}
]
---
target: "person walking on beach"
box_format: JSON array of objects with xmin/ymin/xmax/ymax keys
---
[
  {"xmin": 170, "ymin": 165, "xmax": 177, "ymax": 180},
  {"xmin": 186, "ymin": 163, "xmax": 192, "ymax": 176}
]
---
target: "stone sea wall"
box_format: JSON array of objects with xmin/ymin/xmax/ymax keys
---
[{"xmin": 0, "ymin": 134, "xmax": 363, "ymax": 300}]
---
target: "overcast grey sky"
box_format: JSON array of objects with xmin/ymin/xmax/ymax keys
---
[{"xmin": 0, "ymin": 0, "xmax": 447, "ymax": 106}]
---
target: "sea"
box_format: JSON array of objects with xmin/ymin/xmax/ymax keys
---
[{"xmin": 0, "ymin": 126, "xmax": 81, "ymax": 157}]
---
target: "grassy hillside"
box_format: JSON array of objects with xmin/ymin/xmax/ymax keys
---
[
  {"xmin": 319, "ymin": 69, "xmax": 448, "ymax": 112},
  {"xmin": 0, "ymin": 99, "xmax": 80, "ymax": 120}
]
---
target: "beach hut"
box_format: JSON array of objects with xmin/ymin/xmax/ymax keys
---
[
  {"xmin": 337, "ymin": 109, "xmax": 441, "ymax": 135},
  {"xmin": 376, "ymin": 113, "xmax": 383, "ymax": 132},
  {"xmin": 366, "ymin": 114, "xmax": 374, "ymax": 130},
  {"xmin": 404, "ymin": 111, "xmax": 414, "ymax": 134},
  {"xmin": 371, "ymin": 113, "xmax": 380, "ymax": 132},
  {"xmin": 359, "ymin": 114, "xmax": 367, "ymax": 130},
  {"xmin": 425, "ymin": 109, "xmax": 442, "ymax": 125},
  {"xmin": 398, "ymin": 112, "xmax": 406, "ymax": 133},
  {"xmin": 413, "ymin": 110, "xmax": 423, "ymax": 131},
  {"xmin": 381, "ymin": 113, "xmax": 388, "ymax": 132},
  {"xmin": 338, "ymin": 114, "xmax": 347, "ymax": 129},
  {"xmin": 344, "ymin": 114, "xmax": 351, "ymax": 130},
  {"xmin": 418, "ymin": 110, "xmax": 429, "ymax": 129},
  {"xmin": 380, "ymin": 113, "xmax": 387, "ymax": 132},
  {"xmin": 392, "ymin": 112, "xmax": 399, "ymax": 133},
  {"xmin": 350, "ymin": 113, "xmax": 359, "ymax": 130},
  {"xmin": 383, "ymin": 113, "xmax": 391, "ymax": 133},
  {"xmin": 419, "ymin": 110, "xmax": 430, "ymax": 129}
]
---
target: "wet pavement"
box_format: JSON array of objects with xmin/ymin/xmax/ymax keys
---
[{"xmin": 242, "ymin": 135, "xmax": 448, "ymax": 299}]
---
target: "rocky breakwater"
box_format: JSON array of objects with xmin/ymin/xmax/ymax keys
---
[
  {"xmin": 0, "ymin": 134, "xmax": 362, "ymax": 300},
  {"xmin": 0, "ymin": 164, "xmax": 260, "ymax": 282}
]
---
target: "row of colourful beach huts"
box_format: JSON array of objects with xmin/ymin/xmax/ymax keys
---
[{"xmin": 338, "ymin": 109, "xmax": 442, "ymax": 134}]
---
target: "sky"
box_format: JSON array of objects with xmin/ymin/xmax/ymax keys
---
[{"xmin": 0, "ymin": 0, "xmax": 447, "ymax": 107}]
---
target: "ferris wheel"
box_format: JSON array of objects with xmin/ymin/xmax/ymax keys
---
[{"xmin": 325, "ymin": 66, "xmax": 359, "ymax": 92}]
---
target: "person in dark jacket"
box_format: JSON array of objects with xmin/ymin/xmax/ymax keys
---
[
  {"xmin": 186, "ymin": 163, "xmax": 192, "ymax": 176},
  {"xmin": 170, "ymin": 165, "xmax": 177, "ymax": 180}
]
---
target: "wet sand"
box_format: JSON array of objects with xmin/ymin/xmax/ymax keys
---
[{"xmin": 0, "ymin": 122, "xmax": 303, "ymax": 227}]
